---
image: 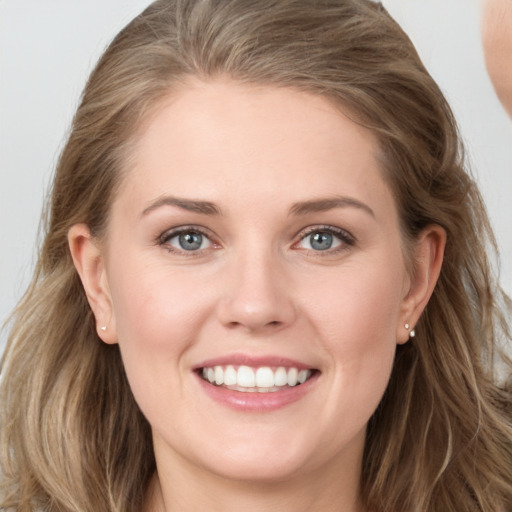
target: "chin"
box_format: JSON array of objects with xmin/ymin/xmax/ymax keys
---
[
  {"xmin": 166, "ymin": 426, "xmax": 319, "ymax": 483},
  {"xmin": 200, "ymin": 451, "xmax": 311, "ymax": 484}
]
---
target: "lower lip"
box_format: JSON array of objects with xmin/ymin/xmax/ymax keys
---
[{"xmin": 195, "ymin": 372, "xmax": 319, "ymax": 412}]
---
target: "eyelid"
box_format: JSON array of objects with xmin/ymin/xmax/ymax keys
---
[
  {"xmin": 156, "ymin": 223, "xmax": 355, "ymax": 256},
  {"xmin": 157, "ymin": 225, "xmax": 219, "ymax": 254},
  {"xmin": 292, "ymin": 225, "xmax": 356, "ymax": 252}
]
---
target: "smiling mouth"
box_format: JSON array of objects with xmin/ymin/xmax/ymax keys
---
[{"xmin": 198, "ymin": 365, "xmax": 318, "ymax": 393}]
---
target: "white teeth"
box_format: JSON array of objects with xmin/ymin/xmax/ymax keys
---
[
  {"xmin": 298, "ymin": 369, "xmax": 309, "ymax": 384},
  {"xmin": 201, "ymin": 365, "xmax": 313, "ymax": 390},
  {"xmin": 214, "ymin": 366, "xmax": 224, "ymax": 385},
  {"xmin": 287, "ymin": 367, "xmax": 298, "ymax": 386},
  {"xmin": 274, "ymin": 367, "xmax": 288, "ymax": 386},
  {"xmin": 256, "ymin": 367, "xmax": 274, "ymax": 387},
  {"xmin": 223, "ymin": 365, "xmax": 237, "ymax": 386},
  {"xmin": 237, "ymin": 366, "xmax": 255, "ymax": 387}
]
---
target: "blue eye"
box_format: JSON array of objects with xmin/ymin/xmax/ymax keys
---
[
  {"xmin": 296, "ymin": 227, "xmax": 354, "ymax": 252},
  {"xmin": 163, "ymin": 229, "xmax": 212, "ymax": 252},
  {"xmin": 309, "ymin": 232, "xmax": 336, "ymax": 251}
]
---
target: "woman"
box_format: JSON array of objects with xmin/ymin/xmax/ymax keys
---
[
  {"xmin": 1, "ymin": 0, "xmax": 511, "ymax": 511},
  {"xmin": 482, "ymin": 0, "xmax": 512, "ymax": 117}
]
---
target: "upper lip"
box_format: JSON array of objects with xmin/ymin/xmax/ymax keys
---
[{"xmin": 193, "ymin": 354, "xmax": 316, "ymax": 370}]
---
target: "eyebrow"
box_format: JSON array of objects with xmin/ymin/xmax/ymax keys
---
[
  {"xmin": 141, "ymin": 194, "xmax": 374, "ymax": 219},
  {"xmin": 141, "ymin": 196, "xmax": 222, "ymax": 217},
  {"xmin": 289, "ymin": 196, "xmax": 375, "ymax": 218}
]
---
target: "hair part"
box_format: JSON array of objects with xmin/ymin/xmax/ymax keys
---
[{"xmin": 1, "ymin": 1, "xmax": 511, "ymax": 511}]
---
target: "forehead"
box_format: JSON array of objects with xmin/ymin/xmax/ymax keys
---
[{"xmin": 114, "ymin": 79, "xmax": 396, "ymax": 222}]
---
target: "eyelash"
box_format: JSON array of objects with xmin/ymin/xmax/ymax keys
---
[
  {"xmin": 157, "ymin": 224, "xmax": 356, "ymax": 256},
  {"xmin": 293, "ymin": 225, "xmax": 356, "ymax": 255},
  {"xmin": 157, "ymin": 226, "xmax": 216, "ymax": 256}
]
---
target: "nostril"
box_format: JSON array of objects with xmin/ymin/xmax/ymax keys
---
[{"xmin": 225, "ymin": 320, "xmax": 281, "ymax": 330}]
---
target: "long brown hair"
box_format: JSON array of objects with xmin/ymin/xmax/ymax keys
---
[{"xmin": 1, "ymin": 1, "xmax": 511, "ymax": 511}]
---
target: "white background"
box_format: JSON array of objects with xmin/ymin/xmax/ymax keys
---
[{"xmin": 1, "ymin": 0, "xmax": 511, "ymax": 350}]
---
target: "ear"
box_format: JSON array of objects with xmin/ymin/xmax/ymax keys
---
[
  {"xmin": 68, "ymin": 224, "xmax": 117, "ymax": 344},
  {"xmin": 397, "ymin": 225, "xmax": 446, "ymax": 344}
]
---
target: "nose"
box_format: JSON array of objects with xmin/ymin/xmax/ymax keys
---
[{"xmin": 216, "ymin": 249, "xmax": 297, "ymax": 333}]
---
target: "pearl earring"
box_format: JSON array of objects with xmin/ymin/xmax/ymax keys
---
[
  {"xmin": 100, "ymin": 326, "xmax": 107, "ymax": 332},
  {"xmin": 405, "ymin": 323, "xmax": 415, "ymax": 338}
]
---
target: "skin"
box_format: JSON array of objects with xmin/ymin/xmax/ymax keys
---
[
  {"xmin": 69, "ymin": 80, "xmax": 445, "ymax": 512},
  {"xmin": 482, "ymin": 0, "xmax": 512, "ymax": 116}
]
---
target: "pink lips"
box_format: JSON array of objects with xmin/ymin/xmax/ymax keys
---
[
  {"xmin": 194, "ymin": 354, "xmax": 319, "ymax": 412},
  {"xmin": 194, "ymin": 354, "xmax": 313, "ymax": 371}
]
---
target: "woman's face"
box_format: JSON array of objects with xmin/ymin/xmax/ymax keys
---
[
  {"xmin": 482, "ymin": 0, "xmax": 512, "ymax": 117},
  {"xmin": 79, "ymin": 80, "xmax": 435, "ymax": 484}
]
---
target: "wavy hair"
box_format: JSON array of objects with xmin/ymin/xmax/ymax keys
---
[{"xmin": 1, "ymin": 1, "xmax": 511, "ymax": 511}]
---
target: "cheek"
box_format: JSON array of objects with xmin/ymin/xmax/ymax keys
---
[
  {"xmin": 105, "ymin": 260, "xmax": 216, "ymax": 425},
  {"xmin": 304, "ymin": 260, "xmax": 405, "ymax": 414},
  {"xmin": 309, "ymin": 259, "xmax": 405, "ymax": 345},
  {"xmin": 106, "ymin": 258, "xmax": 214, "ymax": 392},
  {"xmin": 109, "ymin": 260, "xmax": 205, "ymax": 343}
]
